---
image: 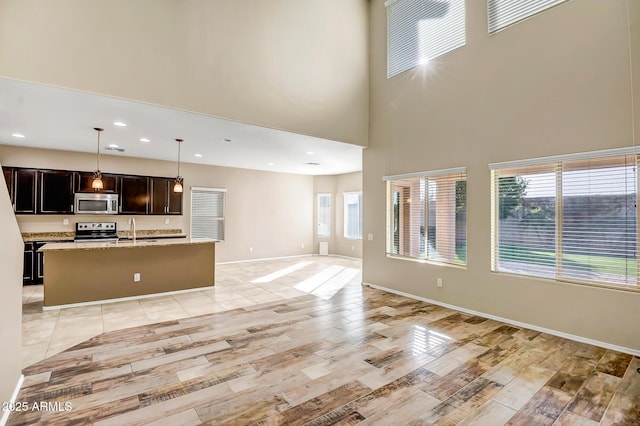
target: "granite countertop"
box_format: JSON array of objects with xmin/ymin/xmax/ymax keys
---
[
  {"xmin": 39, "ymin": 238, "xmax": 217, "ymax": 252},
  {"xmin": 22, "ymin": 229, "xmax": 186, "ymax": 242}
]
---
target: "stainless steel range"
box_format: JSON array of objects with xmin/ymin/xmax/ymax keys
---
[{"xmin": 74, "ymin": 222, "xmax": 119, "ymax": 242}]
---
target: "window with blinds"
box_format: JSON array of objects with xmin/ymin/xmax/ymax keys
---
[
  {"xmin": 317, "ymin": 193, "xmax": 331, "ymax": 237},
  {"xmin": 384, "ymin": 168, "xmax": 467, "ymax": 265},
  {"xmin": 491, "ymin": 150, "xmax": 638, "ymax": 289},
  {"xmin": 386, "ymin": 0, "xmax": 466, "ymax": 78},
  {"xmin": 191, "ymin": 187, "xmax": 226, "ymax": 241},
  {"xmin": 488, "ymin": 0, "xmax": 568, "ymax": 34},
  {"xmin": 344, "ymin": 192, "xmax": 363, "ymax": 239}
]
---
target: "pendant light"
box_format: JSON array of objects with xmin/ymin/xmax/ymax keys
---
[
  {"xmin": 173, "ymin": 138, "xmax": 184, "ymax": 193},
  {"xmin": 91, "ymin": 127, "xmax": 104, "ymax": 190}
]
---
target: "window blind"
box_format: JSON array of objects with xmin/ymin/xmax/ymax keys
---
[
  {"xmin": 387, "ymin": 0, "xmax": 466, "ymax": 78},
  {"xmin": 191, "ymin": 187, "xmax": 226, "ymax": 241},
  {"xmin": 317, "ymin": 193, "xmax": 331, "ymax": 237},
  {"xmin": 488, "ymin": 0, "xmax": 568, "ymax": 34},
  {"xmin": 386, "ymin": 169, "xmax": 466, "ymax": 265},
  {"xmin": 344, "ymin": 192, "xmax": 363, "ymax": 239},
  {"xmin": 491, "ymin": 153, "xmax": 638, "ymax": 289}
]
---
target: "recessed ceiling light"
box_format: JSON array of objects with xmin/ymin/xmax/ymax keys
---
[
  {"xmin": 223, "ymin": 138, "xmax": 232, "ymax": 143},
  {"xmin": 194, "ymin": 153, "xmax": 203, "ymax": 158},
  {"xmin": 139, "ymin": 138, "xmax": 150, "ymax": 143},
  {"xmin": 267, "ymin": 162, "xmax": 275, "ymax": 166},
  {"xmin": 113, "ymin": 121, "xmax": 127, "ymax": 127},
  {"xmin": 11, "ymin": 133, "xmax": 25, "ymax": 138},
  {"xmin": 306, "ymin": 151, "xmax": 315, "ymax": 155},
  {"xmin": 108, "ymin": 144, "xmax": 119, "ymax": 148}
]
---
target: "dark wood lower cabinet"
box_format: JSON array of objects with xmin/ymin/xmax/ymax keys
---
[
  {"xmin": 24, "ymin": 241, "xmax": 62, "ymax": 285},
  {"xmin": 23, "ymin": 243, "xmax": 35, "ymax": 284}
]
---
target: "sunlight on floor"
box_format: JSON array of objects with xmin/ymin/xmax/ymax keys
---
[{"xmin": 251, "ymin": 261, "xmax": 314, "ymax": 283}]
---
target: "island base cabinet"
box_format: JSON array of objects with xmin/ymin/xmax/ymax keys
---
[{"xmin": 43, "ymin": 243, "xmax": 214, "ymax": 307}]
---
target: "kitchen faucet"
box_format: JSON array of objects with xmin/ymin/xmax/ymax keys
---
[{"xmin": 129, "ymin": 217, "xmax": 136, "ymax": 242}]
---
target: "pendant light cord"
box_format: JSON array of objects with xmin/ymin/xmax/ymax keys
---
[{"xmin": 96, "ymin": 130, "xmax": 100, "ymax": 170}]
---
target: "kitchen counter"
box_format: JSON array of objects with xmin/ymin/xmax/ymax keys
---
[
  {"xmin": 41, "ymin": 238, "xmax": 216, "ymax": 308},
  {"xmin": 40, "ymin": 237, "xmax": 211, "ymax": 251},
  {"xmin": 22, "ymin": 229, "xmax": 185, "ymax": 242}
]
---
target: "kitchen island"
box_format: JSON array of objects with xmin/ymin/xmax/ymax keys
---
[{"xmin": 39, "ymin": 238, "xmax": 216, "ymax": 308}]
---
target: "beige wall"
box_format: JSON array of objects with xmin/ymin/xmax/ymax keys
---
[
  {"xmin": 0, "ymin": 161, "xmax": 23, "ymax": 411},
  {"xmin": 0, "ymin": 145, "xmax": 314, "ymax": 263},
  {"xmin": 364, "ymin": 0, "xmax": 640, "ymax": 351},
  {"xmin": 313, "ymin": 172, "xmax": 362, "ymax": 258},
  {"xmin": 0, "ymin": 0, "xmax": 369, "ymax": 147}
]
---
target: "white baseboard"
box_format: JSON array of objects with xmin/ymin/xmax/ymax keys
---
[
  {"xmin": 216, "ymin": 253, "xmax": 360, "ymax": 265},
  {"xmin": 363, "ymin": 281, "xmax": 640, "ymax": 357},
  {"xmin": 42, "ymin": 286, "xmax": 214, "ymax": 311},
  {"xmin": 328, "ymin": 254, "xmax": 362, "ymax": 261},
  {"xmin": 216, "ymin": 254, "xmax": 313, "ymax": 265},
  {"xmin": 1, "ymin": 374, "xmax": 24, "ymax": 426}
]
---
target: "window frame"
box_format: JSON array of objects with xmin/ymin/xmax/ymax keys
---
[
  {"xmin": 190, "ymin": 186, "xmax": 226, "ymax": 242},
  {"xmin": 343, "ymin": 191, "xmax": 363, "ymax": 240},
  {"xmin": 490, "ymin": 147, "xmax": 640, "ymax": 292},
  {"xmin": 386, "ymin": 0, "xmax": 466, "ymax": 78},
  {"xmin": 317, "ymin": 193, "xmax": 331, "ymax": 238},
  {"xmin": 383, "ymin": 167, "xmax": 467, "ymax": 267},
  {"xmin": 487, "ymin": 0, "xmax": 569, "ymax": 34}
]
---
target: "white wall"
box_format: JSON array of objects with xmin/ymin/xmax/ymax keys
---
[
  {"xmin": 0, "ymin": 160, "xmax": 23, "ymax": 416},
  {"xmin": 314, "ymin": 172, "xmax": 363, "ymax": 258},
  {"xmin": 0, "ymin": 0, "xmax": 369, "ymax": 147},
  {"xmin": 0, "ymin": 145, "xmax": 314, "ymax": 263},
  {"xmin": 364, "ymin": 0, "xmax": 640, "ymax": 351}
]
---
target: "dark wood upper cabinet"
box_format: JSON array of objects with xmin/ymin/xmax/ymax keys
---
[
  {"xmin": 75, "ymin": 172, "xmax": 119, "ymax": 193},
  {"xmin": 120, "ymin": 175, "xmax": 149, "ymax": 214},
  {"xmin": 3, "ymin": 167, "xmax": 14, "ymax": 202},
  {"xmin": 168, "ymin": 183, "xmax": 183, "ymax": 215},
  {"xmin": 38, "ymin": 170, "xmax": 75, "ymax": 214},
  {"xmin": 150, "ymin": 177, "xmax": 183, "ymax": 215},
  {"xmin": 14, "ymin": 169, "xmax": 37, "ymax": 214}
]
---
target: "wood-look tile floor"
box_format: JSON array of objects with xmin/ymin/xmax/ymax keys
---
[{"xmin": 10, "ymin": 257, "xmax": 640, "ymax": 425}]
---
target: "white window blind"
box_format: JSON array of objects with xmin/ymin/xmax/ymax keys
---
[
  {"xmin": 317, "ymin": 193, "xmax": 331, "ymax": 237},
  {"xmin": 191, "ymin": 187, "xmax": 226, "ymax": 241},
  {"xmin": 344, "ymin": 192, "xmax": 363, "ymax": 239},
  {"xmin": 488, "ymin": 0, "xmax": 568, "ymax": 34},
  {"xmin": 491, "ymin": 153, "xmax": 638, "ymax": 289},
  {"xmin": 385, "ymin": 168, "xmax": 467, "ymax": 265},
  {"xmin": 386, "ymin": 0, "xmax": 466, "ymax": 78}
]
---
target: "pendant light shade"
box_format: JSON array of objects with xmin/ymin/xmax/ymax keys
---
[
  {"xmin": 92, "ymin": 128, "xmax": 104, "ymax": 190},
  {"xmin": 174, "ymin": 138, "xmax": 183, "ymax": 193}
]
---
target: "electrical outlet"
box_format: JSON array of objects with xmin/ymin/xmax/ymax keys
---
[
  {"xmin": 437, "ymin": 278, "xmax": 443, "ymax": 288},
  {"xmin": 351, "ymin": 246, "xmax": 355, "ymax": 251},
  {"xmin": 301, "ymin": 243, "xmax": 305, "ymax": 249},
  {"xmin": 368, "ymin": 233, "xmax": 374, "ymax": 241},
  {"xmin": 134, "ymin": 273, "xmax": 141, "ymax": 282},
  {"xmin": 63, "ymin": 218, "xmax": 69, "ymax": 225},
  {"xmin": 249, "ymin": 247, "xmax": 253, "ymax": 253},
  {"xmin": 164, "ymin": 218, "xmax": 170, "ymax": 225}
]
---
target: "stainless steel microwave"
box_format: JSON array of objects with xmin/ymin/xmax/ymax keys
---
[{"xmin": 74, "ymin": 192, "xmax": 119, "ymax": 214}]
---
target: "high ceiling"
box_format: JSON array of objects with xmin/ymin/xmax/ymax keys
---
[{"xmin": 0, "ymin": 78, "xmax": 363, "ymax": 175}]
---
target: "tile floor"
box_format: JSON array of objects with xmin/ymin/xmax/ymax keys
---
[
  {"xmin": 21, "ymin": 256, "xmax": 359, "ymax": 367},
  {"xmin": 13, "ymin": 256, "xmax": 640, "ymax": 425}
]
